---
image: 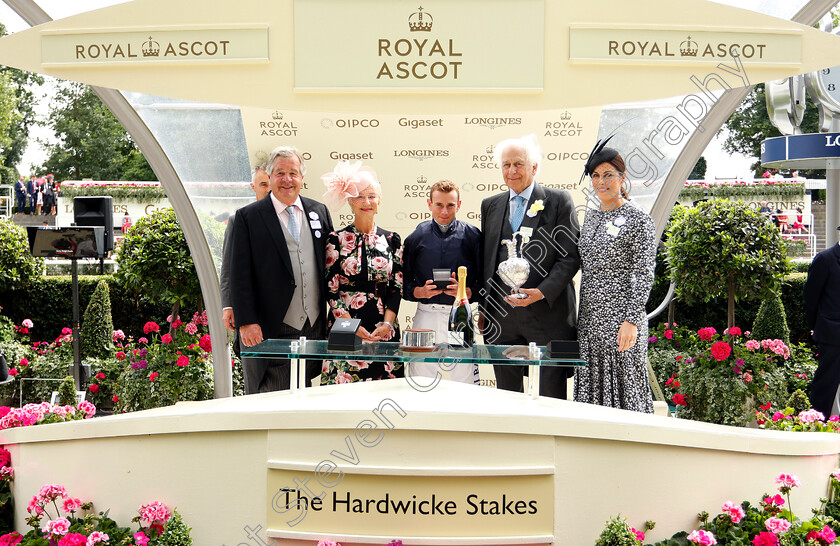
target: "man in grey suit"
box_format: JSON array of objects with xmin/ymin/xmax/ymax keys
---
[
  {"xmin": 479, "ymin": 134, "xmax": 581, "ymax": 398},
  {"xmin": 804, "ymin": 226, "xmax": 840, "ymax": 417},
  {"xmin": 231, "ymin": 146, "xmax": 334, "ymax": 393}
]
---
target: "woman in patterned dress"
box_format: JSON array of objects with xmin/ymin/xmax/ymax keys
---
[
  {"xmin": 574, "ymin": 147, "xmax": 657, "ymax": 413},
  {"xmin": 320, "ymin": 161, "xmax": 404, "ymax": 384}
]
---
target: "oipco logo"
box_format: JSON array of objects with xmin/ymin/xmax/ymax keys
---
[
  {"xmin": 544, "ymin": 151, "xmax": 590, "ymax": 161},
  {"xmin": 321, "ymin": 118, "xmax": 381, "ymax": 129}
]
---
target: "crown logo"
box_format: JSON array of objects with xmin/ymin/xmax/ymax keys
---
[
  {"xmin": 142, "ymin": 36, "xmax": 160, "ymax": 57},
  {"xmin": 485, "ymin": 145, "xmax": 494, "ymax": 154},
  {"xmin": 272, "ymin": 111, "xmax": 283, "ymax": 120},
  {"xmin": 680, "ymin": 36, "xmax": 698, "ymax": 57},
  {"xmin": 560, "ymin": 111, "xmax": 572, "ymax": 120},
  {"xmin": 417, "ymin": 175, "xmax": 428, "ymax": 184},
  {"xmin": 408, "ymin": 6, "xmax": 433, "ymax": 32}
]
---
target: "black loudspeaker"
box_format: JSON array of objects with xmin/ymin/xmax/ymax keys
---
[{"xmin": 74, "ymin": 196, "xmax": 114, "ymax": 251}]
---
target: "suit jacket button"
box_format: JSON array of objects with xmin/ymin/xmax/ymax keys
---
[{"xmin": 299, "ymin": 316, "xmax": 305, "ymax": 322}]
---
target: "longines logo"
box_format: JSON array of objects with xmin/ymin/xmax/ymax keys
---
[
  {"xmin": 608, "ymin": 34, "xmax": 767, "ymax": 59},
  {"xmin": 74, "ymin": 34, "xmax": 232, "ymax": 60},
  {"xmin": 329, "ymin": 151, "xmax": 375, "ymax": 161},
  {"xmin": 321, "ymin": 118, "xmax": 380, "ymax": 129},
  {"xmin": 471, "ymin": 145, "xmax": 498, "ymax": 169},
  {"xmin": 259, "ymin": 111, "xmax": 298, "ymax": 137},
  {"xmin": 393, "ymin": 149, "xmax": 449, "ymax": 161},
  {"xmin": 463, "ymin": 117, "xmax": 522, "ymax": 129},
  {"xmin": 376, "ymin": 6, "xmax": 463, "ymax": 81},
  {"xmin": 544, "ymin": 112, "xmax": 584, "ymax": 137}
]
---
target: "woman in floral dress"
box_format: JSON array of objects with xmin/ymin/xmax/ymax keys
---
[
  {"xmin": 320, "ymin": 161, "xmax": 404, "ymax": 384},
  {"xmin": 574, "ymin": 146, "xmax": 657, "ymax": 413}
]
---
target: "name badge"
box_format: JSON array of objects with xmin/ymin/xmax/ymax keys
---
[
  {"xmin": 519, "ymin": 226, "xmax": 533, "ymax": 237},
  {"xmin": 605, "ymin": 224, "xmax": 621, "ymax": 237},
  {"xmin": 310, "ymin": 220, "xmax": 322, "ymax": 229}
]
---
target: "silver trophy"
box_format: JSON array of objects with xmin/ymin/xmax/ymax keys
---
[{"xmin": 497, "ymin": 231, "xmax": 530, "ymax": 299}]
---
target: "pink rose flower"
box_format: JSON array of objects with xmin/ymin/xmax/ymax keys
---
[
  {"xmin": 341, "ymin": 256, "xmax": 361, "ymax": 276},
  {"xmin": 687, "ymin": 529, "xmax": 717, "ymax": 545},
  {"xmin": 721, "ymin": 500, "xmax": 745, "ymax": 523},
  {"xmin": 326, "ymin": 244, "xmax": 339, "ymax": 267},
  {"xmin": 338, "ymin": 231, "xmax": 356, "ymax": 253},
  {"xmin": 370, "ymin": 256, "xmax": 389, "ymax": 271},
  {"xmin": 765, "ymin": 517, "xmax": 791, "ymax": 534},
  {"xmin": 349, "ymin": 293, "xmax": 367, "ymax": 309},
  {"xmin": 328, "ymin": 275, "xmax": 341, "ymax": 292},
  {"xmin": 335, "ymin": 371, "xmax": 353, "ymax": 384},
  {"xmin": 161, "ymin": 333, "xmax": 173, "ymax": 344}
]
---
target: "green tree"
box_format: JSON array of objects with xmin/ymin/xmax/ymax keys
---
[
  {"xmin": 722, "ymin": 83, "xmax": 821, "ymax": 178},
  {"xmin": 666, "ymin": 200, "xmax": 788, "ymax": 330},
  {"xmin": 0, "ymin": 22, "xmax": 43, "ymax": 184},
  {"xmin": 0, "ymin": 218, "xmax": 43, "ymax": 293},
  {"xmin": 38, "ymin": 81, "xmax": 155, "ymax": 181},
  {"xmin": 114, "ymin": 208, "xmax": 201, "ymax": 322},
  {"xmin": 688, "ymin": 156, "xmax": 707, "ymax": 180},
  {"xmin": 81, "ymin": 279, "xmax": 113, "ymax": 359}
]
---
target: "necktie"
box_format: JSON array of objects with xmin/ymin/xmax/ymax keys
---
[
  {"xmin": 510, "ymin": 195, "xmax": 526, "ymax": 233},
  {"xmin": 286, "ymin": 205, "xmax": 300, "ymax": 242}
]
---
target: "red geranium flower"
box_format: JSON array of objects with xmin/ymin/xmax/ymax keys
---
[
  {"xmin": 88, "ymin": 384, "xmax": 99, "ymax": 394},
  {"xmin": 143, "ymin": 321, "xmax": 160, "ymax": 334},
  {"xmin": 664, "ymin": 329, "xmax": 674, "ymax": 339},
  {"xmin": 673, "ymin": 393, "xmax": 687, "ymax": 406},
  {"xmin": 710, "ymin": 341, "xmax": 732, "ymax": 361},
  {"xmin": 729, "ymin": 326, "xmax": 742, "ymax": 336}
]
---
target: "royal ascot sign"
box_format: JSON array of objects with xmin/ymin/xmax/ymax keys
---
[
  {"xmin": 266, "ymin": 469, "xmax": 553, "ymax": 539},
  {"xmin": 293, "ymin": 0, "xmax": 545, "ymax": 90},
  {"xmin": 40, "ymin": 26, "xmax": 269, "ymax": 67},
  {"xmin": 569, "ymin": 26, "xmax": 802, "ymax": 67}
]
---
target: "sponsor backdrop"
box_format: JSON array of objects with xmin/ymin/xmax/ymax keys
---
[{"xmin": 240, "ymin": 106, "xmax": 601, "ymax": 368}]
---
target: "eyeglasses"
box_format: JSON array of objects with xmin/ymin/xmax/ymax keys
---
[
  {"xmin": 350, "ymin": 194, "xmax": 378, "ymax": 202},
  {"xmin": 590, "ymin": 171, "xmax": 621, "ymax": 182}
]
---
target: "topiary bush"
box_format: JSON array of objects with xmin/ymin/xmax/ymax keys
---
[
  {"xmin": 0, "ymin": 218, "xmax": 43, "ymax": 293},
  {"xmin": 81, "ymin": 279, "xmax": 113, "ymax": 359},
  {"xmin": 752, "ymin": 294, "xmax": 790, "ymax": 345},
  {"xmin": 57, "ymin": 376, "xmax": 77, "ymax": 406},
  {"xmin": 666, "ymin": 200, "xmax": 788, "ymax": 329}
]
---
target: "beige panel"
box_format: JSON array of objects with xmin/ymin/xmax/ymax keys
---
[
  {"xmin": 294, "ymin": 0, "xmax": 543, "ymax": 90},
  {"xmin": 1, "ymin": 0, "xmax": 840, "ymax": 111}
]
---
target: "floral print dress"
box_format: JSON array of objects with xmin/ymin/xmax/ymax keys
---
[
  {"xmin": 574, "ymin": 202, "xmax": 657, "ymax": 413},
  {"xmin": 321, "ymin": 225, "xmax": 404, "ymax": 384}
]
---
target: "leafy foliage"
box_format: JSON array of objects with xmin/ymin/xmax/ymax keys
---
[
  {"xmin": 687, "ymin": 156, "xmax": 706, "ymax": 180},
  {"xmin": 155, "ymin": 509, "xmax": 193, "ymax": 545},
  {"xmin": 722, "ymin": 83, "xmax": 822, "ymax": 177},
  {"xmin": 81, "ymin": 279, "xmax": 113, "ymax": 359},
  {"xmin": 114, "ymin": 208, "xmax": 202, "ymax": 319},
  {"xmin": 56, "ymin": 376, "xmax": 76, "ymax": 406},
  {"xmin": 752, "ymin": 295, "xmax": 790, "ymax": 345},
  {"xmin": 37, "ymin": 81, "xmax": 155, "ymax": 181},
  {"xmin": 58, "ymin": 181, "xmax": 165, "ymax": 201},
  {"xmin": 665, "ymin": 200, "xmax": 788, "ymax": 329},
  {"xmin": 595, "ymin": 515, "xmax": 643, "ymax": 546},
  {"xmin": 0, "ymin": 219, "xmax": 43, "ymax": 293},
  {"xmin": 678, "ymin": 179, "xmax": 804, "ymax": 202}
]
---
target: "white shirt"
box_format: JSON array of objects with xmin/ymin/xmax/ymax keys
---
[{"xmin": 270, "ymin": 192, "xmax": 304, "ymax": 231}]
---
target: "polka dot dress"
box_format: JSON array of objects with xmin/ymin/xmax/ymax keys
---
[{"xmin": 574, "ymin": 201, "xmax": 657, "ymax": 413}]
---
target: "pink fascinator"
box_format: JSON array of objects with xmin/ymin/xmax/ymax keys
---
[{"xmin": 321, "ymin": 160, "xmax": 379, "ymax": 211}]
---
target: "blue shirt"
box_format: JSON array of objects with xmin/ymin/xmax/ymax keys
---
[
  {"xmin": 402, "ymin": 219, "xmax": 483, "ymax": 305},
  {"xmin": 509, "ymin": 181, "xmax": 536, "ymax": 219}
]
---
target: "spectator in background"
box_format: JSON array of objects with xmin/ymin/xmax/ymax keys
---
[
  {"xmin": 25, "ymin": 176, "xmax": 35, "ymax": 214},
  {"xmin": 13, "ymin": 176, "xmax": 25, "ymax": 214},
  {"xmin": 121, "ymin": 212, "xmax": 132, "ymax": 233},
  {"xmin": 758, "ymin": 201, "xmax": 772, "ymax": 218}
]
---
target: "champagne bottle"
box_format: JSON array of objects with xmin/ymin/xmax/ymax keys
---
[{"xmin": 448, "ymin": 266, "xmax": 474, "ymax": 347}]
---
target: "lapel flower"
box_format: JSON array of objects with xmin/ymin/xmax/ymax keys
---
[{"xmin": 527, "ymin": 199, "xmax": 545, "ymax": 217}]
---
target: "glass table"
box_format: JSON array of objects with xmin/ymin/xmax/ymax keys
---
[{"xmin": 242, "ymin": 339, "xmax": 586, "ymax": 398}]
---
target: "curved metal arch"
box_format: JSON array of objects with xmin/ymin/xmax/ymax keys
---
[{"xmin": 5, "ymin": 0, "xmax": 233, "ymax": 398}]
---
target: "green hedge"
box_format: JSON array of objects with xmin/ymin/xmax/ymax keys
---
[
  {"xmin": 647, "ymin": 272, "xmax": 810, "ymax": 343},
  {"xmin": 0, "ymin": 275, "xmax": 172, "ymax": 340}
]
